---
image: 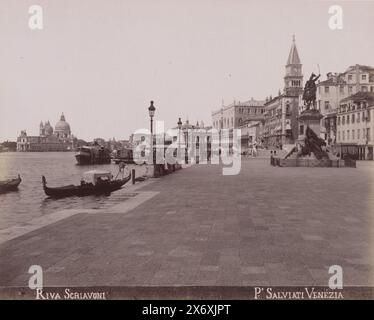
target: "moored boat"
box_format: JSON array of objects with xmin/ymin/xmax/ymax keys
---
[
  {"xmin": 0, "ymin": 175, "xmax": 22, "ymax": 194},
  {"xmin": 42, "ymin": 170, "xmax": 131, "ymax": 198},
  {"xmin": 75, "ymin": 145, "xmax": 111, "ymax": 165}
]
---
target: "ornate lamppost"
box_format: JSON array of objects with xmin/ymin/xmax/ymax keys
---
[
  {"xmin": 177, "ymin": 117, "xmax": 182, "ymax": 164},
  {"xmin": 148, "ymin": 101, "xmax": 156, "ymax": 164}
]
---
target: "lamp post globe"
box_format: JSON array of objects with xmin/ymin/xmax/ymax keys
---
[{"xmin": 148, "ymin": 100, "xmax": 155, "ymax": 118}]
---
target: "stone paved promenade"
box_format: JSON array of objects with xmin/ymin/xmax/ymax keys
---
[{"xmin": 0, "ymin": 159, "xmax": 373, "ymax": 291}]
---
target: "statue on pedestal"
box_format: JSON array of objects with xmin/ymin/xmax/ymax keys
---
[{"xmin": 302, "ymin": 73, "xmax": 321, "ymax": 110}]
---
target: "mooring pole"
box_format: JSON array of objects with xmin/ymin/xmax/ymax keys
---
[{"xmin": 132, "ymin": 169, "xmax": 136, "ymax": 184}]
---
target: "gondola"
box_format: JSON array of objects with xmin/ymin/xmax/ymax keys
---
[
  {"xmin": 42, "ymin": 170, "xmax": 131, "ymax": 198},
  {"xmin": 0, "ymin": 175, "xmax": 22, "ymax": 194}
]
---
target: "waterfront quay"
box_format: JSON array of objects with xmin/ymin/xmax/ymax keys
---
[{"xmin": 0, "ymin": 158, "xmax": 373, "ymax": 296}]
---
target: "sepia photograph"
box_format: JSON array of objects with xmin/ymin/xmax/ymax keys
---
[{"xmin": 0, "ymin": 0, "xmax": 373, "ymax": 308}]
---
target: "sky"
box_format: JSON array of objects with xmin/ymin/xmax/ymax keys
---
[{"xmin": 0, "ymin": 0, "xmax": 373, "ymax": 141}]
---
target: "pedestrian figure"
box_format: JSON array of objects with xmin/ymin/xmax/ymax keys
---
[
  {"xmin": 253, "ymin": 145, "xmax": 257, "ymax": 157},
  {"xmin": 270, "ymin": 150, "xmax": 274, "ymax": 166}
]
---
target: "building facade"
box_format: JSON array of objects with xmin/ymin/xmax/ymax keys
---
[
  {"xmin": 336, "ymin": 92, "xmax": 374, "ymax": 160},
  {"xmin": 261, "ymin": 37, "xmax": 303, "ymax": 148},
  {"xmin": 212, "ymin": 98, "xmax": 265, "ymax": 151},
  {"xmin": 317, "ymin": 65, "xmax": 374, "ymax": 144},
  {"xmin": 212, "ymin": 98, "xmax": 265, "ymax": 131},
  {"xmin": 17, "ymin": 113, "xmax": 76, "ymax": 151},
  {"xmin": 238, "ymin": 120, "xmax": 261, "ymax": 149}
]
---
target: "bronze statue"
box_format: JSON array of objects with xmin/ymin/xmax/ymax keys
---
[{"xmin": 302, "ymin": 73, "xmax": 321, "ymax": 110}]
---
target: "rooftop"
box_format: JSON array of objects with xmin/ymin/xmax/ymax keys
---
[
  {"xmin": 318, "ymin": 76, "xmax": 346, "ymax": 86},
  {"xmin": 212, "ymin": 98, "xmax": 265, "ymax": 114},
  {"xmin": 344, "ymin": 64, "xmax": 374, "ymax": 73},
  {"xmin": 340, "ymin": 91, "xmax": 374, "ymax": 103}
]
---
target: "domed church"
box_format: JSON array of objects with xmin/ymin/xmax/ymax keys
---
[
  {"xmin": 54, "ymin": 113, "xmax": 71, "ymax": 138},
  {"xmin": 17, "ymin": 113, "xmax": 76, "ymax": 151}
]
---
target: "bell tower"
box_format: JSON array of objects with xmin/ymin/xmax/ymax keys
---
[{"xmin": 284, "ymin": 35, "xmax": 303, "ymax": 97}]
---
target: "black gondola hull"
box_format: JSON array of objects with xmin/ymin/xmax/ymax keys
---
[
  {"xmin": 75, "ymin": 153, "xmax": 111, "ymax": 165},
  {"xmin": 43, "ymin": 175, "xmax": 131, "ymax": 198},
  {"xmin": 0, "ymin": 177, "xmax": 22, "ymax": 194}
]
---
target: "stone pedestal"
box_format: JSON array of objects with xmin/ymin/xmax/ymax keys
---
[{"xmin": 298, "ymin": 109, "xmax": 323, "ymax": 142}]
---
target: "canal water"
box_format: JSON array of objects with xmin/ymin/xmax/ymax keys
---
[{"xmin": 0, "ymin": 152, "xmax": 145, "ymax": 231}]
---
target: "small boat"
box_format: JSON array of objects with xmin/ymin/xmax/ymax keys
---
[
  {"xmin": 75, "ymin": 145, "xmax": 111, "ymax": 165},
  {"xmin": 42, "ymin": 170, "xmax": 131, "ymax": 198},
  {"xmin": 0, "ymin": 175, "xmax": 22, "ymax": 194}
]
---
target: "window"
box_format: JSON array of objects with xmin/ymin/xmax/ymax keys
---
[
  {"xmin": 362, "ymin": 74, "xmax": 367, "ymax": 81},
  {"xmin": 368, "ymin": 128, "xmax": 371, "ymax": 141},
  {"xmin": 357, "ymin": 113, "xmax": 360, "ymax": 123},
  {"xmin": 348, "ymin": 74, "xmax": 353, "ymax": 81},
  {"xmin": 367, "ymin": 110, "xmax": 371, "ymax": 122},
  {"xmin": 347, "ymin": 115, "xmax": 350, "ymax": 124},
  {"xmin": 342, "ymin": 131, "xmax": 345, "ymax": 141},
  {"xmin": 362, "ymin": 112, "xmax": 365, "ymax": 122},
  {"xmin": 348, "ymin": 86, "xmax": 353, "ymax": 94},
  {"xmin": 370, "ymin": 74, "xmax": 374, "ymax": 82},
  {"xmin": 352, "ymin": 130, "xmax": 355, "ymax": 140},
  {"xmin": 358, "ymin": 129, "xmax": 360, "ymax": 140},
  {"xmin": 371, "ymin": 86, "xmax": 374, "ymax": 92},
  {"xmin": 325, "ymin": 86, "xmax": 329, "ymax": 93},
  {"xmin": 362, "ymin": 86, "xmax": 368, "ymax": 92},
  {"xmin": 342, "ymin": 115, "xmax": 345, "ymax": 125},
  {"xmin": 347, "ymin": 130, "xmax": 350, "ymax": 140},
  {"xmin": 337, "ymin": 116, "xmax": 341, "ymax": 125},
  {"xmin": 352, "ymin": 114, "xmax": 355, "ymax": 123},
  {"xmin": 339, "ymin": 86, "xmax": 344, "ymax": 94},
  {"xmin": 324, "ymin": 101, "xmax": 329, "ymax": 110},
  {"xmin": 338, "ymin": 131, "xmax": 340, "ymax": 141}
]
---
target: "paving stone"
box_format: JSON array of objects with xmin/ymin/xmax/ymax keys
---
[{"xmin": 0, "ymin": 159, "xmax": 373, "ymax": 287}]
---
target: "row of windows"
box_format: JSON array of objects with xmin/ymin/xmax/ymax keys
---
[
  {"xmin": 291, "ymin": 80, "xmax": 301, "ymax": 87},
  {"xmin": 236, "ymin": 107, "xmax": 264, "ymax": 115},
  {"xmin": 337, "ymin": 128, "xmax": 371, "ymax": 142},
  {"xmin": 347, "ymin": 74, "xmax": 374, "ymax": 82},
  {"xmin": 340, "ymin": 102, "xmax": 368, "ymax": 113},
  {"xmin": 320, "ymin": 85, "xmax": 374, "ymax": 94},
  {"xmin": 337, "ymin": 110, "xmax": 371, "ymax": 125},
  {"xmin": 213, "ymin": 117, "xmax": 242, "ymax": 129}
]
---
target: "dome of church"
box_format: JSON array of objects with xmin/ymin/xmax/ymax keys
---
[{"xmin": 55, "ymin": 113, "xmax": 71, "ymax": 136}]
